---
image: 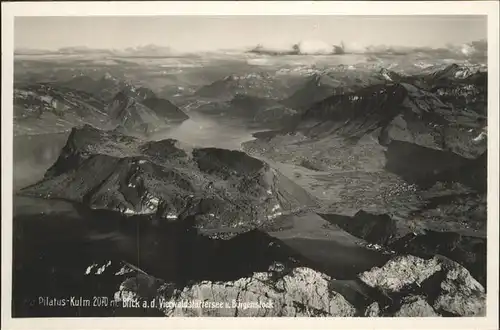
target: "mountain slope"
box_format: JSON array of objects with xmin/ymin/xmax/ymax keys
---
[
  {"xmin": 376, "ymin": 64, "xmax": 487, "ymax": 115},
  {"xmin": 106, "ymin": 92, "xmax": 188, "ymax": 134},
  {"xmin": 194, "ymin": 72, "xmax": 294, "ymax": 101},
  {"xmin": 141, "ymin": 97, "xmax": 189, "ymax": 121},
  {"xmin": 14, "ymin": 75, "xmax": 189, "ymax": 136},
  {"xmin": 63, "ymin": 74, "xmax": 155, "ymax": 102},
  {"xmin": 297, "ymin": 79, "xmax": 486, "ymax": 159},
  {"xmin": 195, "ymin": 93, "xmax": 298, "ymax": 129},
  {"xmin": 20, "ymin": 125, "xmax": 316, "ymax": 233},
  {"xmin": 282, "ymin": 70, "xmax": 389, "ymax": 111},
  {"xmin": 14, "ymin": 83, "xmax": 111, "ymax": 135}
]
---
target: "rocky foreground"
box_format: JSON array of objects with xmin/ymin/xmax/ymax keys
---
[
  {"xmin": 110, "ymin": 254, "xmax": 484, "ymax": 317},
  {"xmin": 14, "ymin": 205, "xmax": 485, "ymax": 317}
]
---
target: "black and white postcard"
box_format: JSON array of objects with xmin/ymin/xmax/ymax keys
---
[{"xmin": 1, "ymin": 2, "xmax": 499, "ymax": 329}]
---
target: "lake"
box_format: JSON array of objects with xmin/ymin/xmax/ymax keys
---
[
  {"xmin": 13, "ymin": 132, "xmax": 70, "ymax": 191},
  {"xmin": 149, "ymin": 113, "xmax": 258, "ymax": 151},
  {"xmin": 12, "ymin": 114, "xmax": 259, "ymax": 192}
]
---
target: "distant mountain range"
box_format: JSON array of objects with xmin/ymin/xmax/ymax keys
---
[{"xmin": 14, "ymin": 44, "xmax": 177, "ymax": 57}]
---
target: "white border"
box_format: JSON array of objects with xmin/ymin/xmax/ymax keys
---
[{"xmin": 2, "ymin": 2, "xmax": 499, "ymax": 330}]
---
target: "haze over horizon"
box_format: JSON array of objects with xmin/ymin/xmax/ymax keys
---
[{"xmin": 15, "ymin": 15, "xmax": 486, "ymax": 52}]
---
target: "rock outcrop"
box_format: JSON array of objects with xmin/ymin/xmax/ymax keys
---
[
  {"xmin": 393, "ymin": 295, "xmax": 439, "ymax": 317},
  {"xmin": 363, "ymin": 302, "xmax": 381, "ymax": 317},
  {"xmin": 359, "ymin": 255, "xmax": 442, "ymax": 293},
  {"xmin": 159, "ymin": 267, "xmax": 356, "ymax": 317},
  {"xmin": 358, "ymin": 255, "xmax": 486, "ymax": 317},
  {"xmin": 112, "ymin": 254, "xmax": 485, "ymax": 317},
  {"xmin": 391, "ymin": 230, "xmax": 486, "ymax": 286},
  {"xmin": 320, "ymin": 208, "xmax": 486, "ymax": 287},
  {"xmin": 432, "ymin": 260, "xmax": 486, "ymax": 316}
]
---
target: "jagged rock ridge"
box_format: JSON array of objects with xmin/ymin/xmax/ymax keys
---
[
  {"xmin": 112, "ymin": 254, "xmax": 485, "ymax": 317},
  {"xmin": 160, "ymin": 267, "xmax": 357, "ymax": 317}
]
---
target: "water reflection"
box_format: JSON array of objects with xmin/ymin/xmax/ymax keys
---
[
  {"xmin": 12, "ymin": 115, "xmax": 257, "ymax": 192},
  {"xmin": 150, "ymin": 114, "xmax": 257, "ymax": 151},
  {"xmin": 13, "ymin": 133, "xmax": 70, "ymax": 191}
]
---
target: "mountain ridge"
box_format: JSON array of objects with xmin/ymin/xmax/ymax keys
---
[{"xmin": 20, "ymin": 125, "xmax": 317, "ymax": 233}]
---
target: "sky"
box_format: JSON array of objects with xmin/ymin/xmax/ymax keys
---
[{"xmin": 14, "ymin": 15, "xmax": 487, "ymax": 52}]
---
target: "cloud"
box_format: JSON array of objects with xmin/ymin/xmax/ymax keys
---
[
  {"xmin": 247, "ymin": 38, "xmax": 487, "ymax": 59},
  {"xmin": 296, "ymin": 40, "xmax": 333, "ymax": 55},
  {"xmin": 14, "ymin": 39, "xmax": 487, "ymax": 60}
]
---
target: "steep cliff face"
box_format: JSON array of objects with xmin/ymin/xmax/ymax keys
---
[{"xmin": 20, "ymin": 125, "xmax": 316, "ymax": 232}]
